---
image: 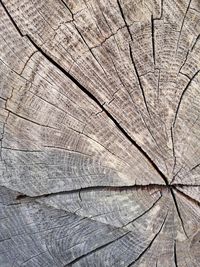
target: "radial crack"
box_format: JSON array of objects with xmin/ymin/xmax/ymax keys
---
[
  {"xmin": 74, "ymin": 24, "xmax": 107, "ymax": 76},
  {"xmin": 116, "ymin": 0, "xmax": 133, "ymax": 41},
  {"xmin": 170, "ymin": 127, "xmax": 177, "ymax": 175},
  {"xmin": 151, "ymin": 15, "xmax": 155, "ymax": 64},
  {"xmin": 129, "ymin": 44, "xmax": 151, "ymax": 115},
  {"xmin": 123, "ymin": 192, "xmax": 162, "ymax": 228},
  {"xmin": 174, "ymin": 240, "xmax": 178, "ymax": 267},
  {"xmin": 127, "ymin": 211, "xmax": 168, "ymax": 266},
  {"xmin": 170, "ymin": 189, "xmax": 188, "ymax": 238},
  {"xmin": 15, "ymin": 184, "xmax": 168, "ymax": 199},
  {"xmin": 174, "ymin": 187, "xmax": 200, "ymax": 208},
  {"xmin": 191, "ymin": 34, "xmax": 200, "ymax": 51},
  {"xmin": 173, "ymin": 69, "xmax": 200, "ymax": 127},
  {"xmin": 176, "ymin": 0, "xmax": 192, "ymax": 53},
  {"xmin": 66, "ymin": 231, "xmax": 130, "ymax": 266},
  {"xmin": 60, "ymin": 0, "xmax": 74, "ymax": 20}
]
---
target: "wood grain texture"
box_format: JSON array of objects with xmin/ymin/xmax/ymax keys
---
[{"xmin": 0, "ymin": 0, "xmax": 200, "ymax": 266}]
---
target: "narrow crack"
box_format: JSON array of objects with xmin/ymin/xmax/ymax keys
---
[
  {"xmin": 176, "ymin": 0, "xmax": 192, "ymax": 54},
  {"xmin": 5, "ymin": 108, "xmax": 57, "ymax": 129},
  {"xmin": 123, "ymin": 192, "xmax": 162, "ymax": 228},
  {"xmin": 174, "ymin": 187, "xmax": 200, "ymax": 208},
  {"xmin": 191, "ymin": 34, "xmax": 200, "ymax": 51},
  {"xmin": 178, "ymin": 50, "xmax": 189, "ymax": 74},
  {"xmin": 66, "ymin": 231, "xmax": 130, "ymax": 266},
  {"xmin": 151, "ymin": 15, "xmax": 155, "ymax": 65},
  {"xmin": 170, "ymin": 127, "xmax": 177, "ymax": 175},
  {"xmin": 170, "ymin": 188, "xmax": 188, "ymax": 238},
  {"xmin": 74, "ymin": 24, "xmax": 107, "ymax": 76},
  {"xmin": 129, "ymin": 44, "xmax": 151, "ymax": 116},
  {"xmin": 20, "ymin": 50, "xmax": 38, "ymax": 75},
  {"xmin": 174, "ymin": 240, "xmax": 178, "ymax": 267},
  {"xmin": 116, "ymin": 0, "xmax": 133, "ymax": 41},
  {"xmin": 173, "ymin": 69, "xmax": 200, "ymax": 127},
  {"xmin": 127, "ymin": 211, "xmax": 168, "ymax": 266},
  {"xmin": 60, "ymin": 0, "xmax": 74, "ymax": 20}
]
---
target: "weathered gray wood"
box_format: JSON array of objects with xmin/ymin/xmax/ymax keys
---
[{"xmin": 0, "ymin": 0, "xmax": 200, "ymax": 266}]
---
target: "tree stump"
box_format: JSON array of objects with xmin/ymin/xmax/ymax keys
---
[{"xmin": 0, "ymin": 0, "xmax": 200, "ymax": 266}]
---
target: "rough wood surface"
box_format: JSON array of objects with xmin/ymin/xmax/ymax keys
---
[{"xmin": 0, "ymin": 0, "xmax": 200, "ymax": 266}]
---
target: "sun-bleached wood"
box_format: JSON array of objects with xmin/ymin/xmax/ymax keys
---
[{"xmin": 0, "ymin": 0, "xmax": 200, "ymax": 266}]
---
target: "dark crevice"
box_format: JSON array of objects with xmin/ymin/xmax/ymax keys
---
[
  {"xmin": 116, "ymin": 0, "xmax": 133, "ymax": 41},
  {"xmin": 151, "ymin": 15, "xmax": 156, "ymax": 65},
  {"xmin": 66, "ymin": 231, "xmax": 130, "ymax": 266},
  {"xmin": 127, "ymin": 211, "xmax": 168, "ymax": 267},
  {"xmin": 173, "ymin": 69, "xmax": 200, "ymax": 127},
  {"xmin": 16, "ymin": 184, "xmax": 168, "ymax": 200},
  {"xmin": 174, "ymin": 240, "xmax": 178, "ymax": 267},
  {"xmin": 170, "ymin": 189, "xmax": 188, "ymax": 238},
  {"xmin": 129, "ymin": 44, "xmax": 151, "ymax": 116},
  {"xmin": 16, "ymin": 194, "xmax": 27, "ymax": 200},
  {"xmin": 14, "ymin": 184, "xmax": 200, "ymax": 201}
]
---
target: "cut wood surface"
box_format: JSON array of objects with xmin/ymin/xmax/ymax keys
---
[{"xmin": 0, "ymin": 0, "xmax": 200, "ymax": 266}]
